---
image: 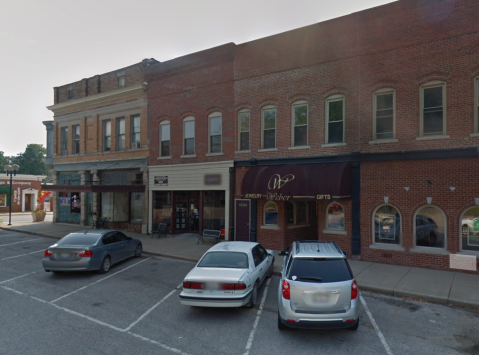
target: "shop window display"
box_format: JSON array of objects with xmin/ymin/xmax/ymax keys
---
[
  {"xmin": 373, "ymin": 205, "xmax": 401, "ymax": 245},
  {"xmin": 203, "ymin": 191, "xmax": 225, "ymax": 230},
  {"xmin": 461, "ymin": 207, "xmax": 479, "ymax": 252},
  {"xmin": 415, "ymin": 206, "xmax": 446, "ymax": 248},
  {"xmin": 264, "ymin": 201, "xmax": 278, "ymax": 225},
  {"xmin": 153, "ymin": 191, "xmax": 172, "ymax": 228},
  {"xmin": 326, "ymin": 203, "xmax": 344, "ymax": 230}
]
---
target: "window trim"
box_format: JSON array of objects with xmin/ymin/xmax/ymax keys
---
[
  {"xmin": 238, "ymin": 109, "xmax": 250, "ymax": 151},
  {"xmin": 208, "ymin": 112, "xmax": 222, "ymax": 154},
  {"xmin": 61, "ymin": 126, "xmax": 69, "ymax": 156},
  {"xmin": 261, "ymin": 105, "xmax": 277, "ymax": 149},
  {"xmin": 0, "ymin": 194, "xmax": 7, "ymax": 207},
  {"xmin": 159, "ymin": 120, "xmax": 171, "ymax": 158},
  {"xmin": 420, "ymin": 81, "xmax": 447, "ymax": 137},
  {"xmin": 474, "ymin": 76, "xmax": 479, "ymax": 135},
  {"xmin": 325, "ymin": 94, "xmax": 345, "ymax": 145},
  {"xmin": 103, "ymin": 119, "xmax": 111, "ymax": 152},
  {"xmin": 72, "ymin": 124, "xmax": 80, "ymax": 155},
  {"xmin": 130, "ymin": 114, "xmax": 141, "ymax": 148},
  {"xmin": 324, "ymin": 201, "xmax": 345, "ymax": 233},
  {"xmin": 412, "ymin": 205, "xmax": 448, "ymax": 252},
  {"xmin": 371, "ymin": 204, "xmax": 402, "ymax": 247},
  {"xmin": 373, "ymin": 88, "xmax": 396, "ymax": 142},
  {"xmin": 116, "ymin": 117, "xmax": 126, "ymax": 151},
  {"xmin": 183, "ymin": 116, "xmax": 195, "ymax": 156},
  {"xmin": 291, "ymin": 100, "xmax": 308, "ymax": 147}
]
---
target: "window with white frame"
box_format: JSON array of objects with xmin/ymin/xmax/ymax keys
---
[
  {"xmin": 61, "ymin": 127, "xmax": 68, "ymax": 155},
  {"xmin": 0, "ymin": 194, "xmax": 6, "ymax": 207},
  {"xmin": 292, "ymin": 101, "xmax": 308, "ymax": 147},
  {"xmin": 326, "ymin": 202, "xmax": 345, "ymax": 230},
  {"xmin": 117, "ymin": 117, "xmax": 125, "ymax": 150},
  {"xmin": 262, "ymin": 106, "xmax": 276, "ymax": 149},
  {"xmin": 209, "ymin": 113, "xmax": 222, "ymax": 153},
  {"xmin": 103, "ymin": 120, "xmax": 111, "ymax": 152},
  {"xmin": 475, "ymin": 76, "xmax": 479, "ymax": 134},
  {"xmin": 287, "ymin": 201, "xmax": 309, "ymax": 225},
  {"xmin": 183, "ymin": 116, "xmax": 195, "ymax": 155},
  {"xmin": 118, "ymin": 76, "xmax": 125, "ymax": 88},
  {"xmin": 159, "ymin": 121, "xmax": 170, "ymax": 157},
  {"xmin": 373, "ymin": 205, "xmax": 401, "ymax": 245},
  {"xmin": 72, "ymin": 125, "xmax": 80, "ymax": 154},
  {"xmin": 373, "ymin": 89, "xmax": 395, "ymax": 140},
  {"xmin": 131, "ymin": 114, "xmax": 140, "ymax": 148},
  {"xmin": 326, "ymin": 95, "xmax": 345, "ymax": 144},
  {"xmin": 420, "ymin": 81, "xmax": 446, "ymax": 136},
  {"xmin": 67, "ymin": 85, "xmax": 74, "ymax": 100},
  {"xmin": 461, "ymin": 207, "xmax": 479, "ymax": 253},
  {"xmin": 238, "ymin": 110, "xmax": 250, "ymax": 151},
  {"xmin": 264, "ymin": 201, "xmax": 278, "ymax": 225},
  {"xmin": 415, "ymin": 205, "xmax": 446, "ymax": 249}
]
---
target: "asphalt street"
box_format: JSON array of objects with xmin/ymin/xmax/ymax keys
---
[{"xmin": 1, "ymin": 229, "xmax": 478, "ymax": 355}]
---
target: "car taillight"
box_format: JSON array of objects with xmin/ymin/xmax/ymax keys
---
[
  {"xmin": 183, "ymin": 281, "xmax": 204, "ymax": 289},
  {"xmin": 351, "ymin": 280, "xmax": 358, "ymax": 300},
  {"xmin": 221, "ymin": 283, "xmax": 247, "ymax": 290},
  {"xmin": 235, "ymin": 283, "xmax": 246, "ymax": 290},
  {"xmin": 44, "ymin": 250, "xmax": 53, "ymax": 257},
  {"xmin": 282, "ymin": 280, "xmax": 290, "ymax": 300},
  {"xmin": 78, "ymin": 250, "xmax": 93, "ymax": 257}
]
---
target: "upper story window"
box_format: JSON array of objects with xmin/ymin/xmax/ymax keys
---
[
  {"xmin": 262, "ymin": 106, "xmax": 276, "ymax": 149},
  {"xmin": 414, "ymin": 205, "xmax": 446, "ymax": 249},
  {"xmin": 117, "ymin": 117, "xmax": 125, "ymax": 150},
  {"xmin": 326, "ymin": 202, "xmax": 345, "ymax": 231},
  {"xmin": 373, "ymin": 89, "xmax": 395, "ymax": 140},
  {"xmin": 159, "ymin": 121, "xmax": 170, "ymax": 157},
  {"xmin": 238, "ymin": 109, "xmax": 250, "ymax": 151},
  {"xmin": 325, "ymin": 95, "xmax": 345, "ymax": 144},
  {"xmin": 61, "ymin": 127, "xmax": 68, "ymax": 155},
  {"xmin": 474, "ymin": 76, "xmax": 479, "ymax": 134},
  {"xmin": 373, "ymin": 205, "xmax": 401, "ymax": 245},
  {"xmin": 72, "ymin": 125, "xmax": 80, "ymax": 154},
  {"xmin": 131, "ymin": 114, "xmax": 140, "ymax": 148},
  {"xmin": 117, "ymin": 70, "xmax": 125, "ymax": 88},
  {"xmin": 461, "ymin": 206, "xmax": 479, "ymax": 253},
  {"xmin": 420, "ymin": 81, "xmax": 446, "ymax": 136},
  {"xmin": 183, "ymin": 116, "xmax": 195, "ymax": 155},
  {"xmin": 292, "ymin": 101, "xmax": 308, "ymax": 147},
  {"xmin": 264, "ymin": 201, "xmax": 278, "ymax": 225},
  {"xmin": 67, "ymin": 85, "xmax": 74, "ymax": 100},
  {"xmin": 209, "ymin": 113, "xmax": 222, "ymax": 153},
  {"xmin": 103, "ymin": 120, "xmax": 111, "ymax": 152}
]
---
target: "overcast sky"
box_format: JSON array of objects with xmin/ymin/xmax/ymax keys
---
[{"xmin": 0, "ymin": 0, "xmax": 395, "ymax": 157}]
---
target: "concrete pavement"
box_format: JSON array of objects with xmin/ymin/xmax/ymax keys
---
[{"xmin": 1, "ymin": 213, "xmax": 479, "ymax": 310}]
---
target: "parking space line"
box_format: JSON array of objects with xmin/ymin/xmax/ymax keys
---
[
  {"xmin": 50, "ymin": 257, "xmax": 151, "ymax": 303},
  {"xmin": 1, "ymin": 286, "xmax": 25, "ymax": 295},
  {"xmin": 1, "ymin": 249, "xmax": 44, "ymax": 261},
  {"xmin": 127, "ymin": 331, "xmax": 192, "ymax": 355},
  {"xmin": 124, "ymin": 289, "xmax": 177, "ymax": 332},
  {"xmin": 177, "ymin": 282, "xmax": 183, "ymax": 289},
  {"xmin": 0, "ymin": 271, "xmax": 37, "ymax": 284},
  {"xmin": 360, "ymin": 295, "xmax": 394, "ymax": 355},
  {"xmin": 244, "ymin": 278, "xmax": 271, "ymax": 355},
  {"xmin": 0, "ymin": 238, "xmax": 42, "ymax": 247}
]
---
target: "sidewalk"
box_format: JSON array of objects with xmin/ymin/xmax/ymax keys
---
[{"xmin": 1, "ymin": 218, "xmax": 479, "ymax": 310}]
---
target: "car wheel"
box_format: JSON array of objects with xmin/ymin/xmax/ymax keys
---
[
  {"xmin": 266, "ymin": 264, "xmax": 273, "ymax": 278},
  {"xmin": 247, "ymin": 283, "xmax": 258, "ymax": 308},
  {"xmin": 348, "ymin": 319, "xmax": 359, "ymax": 331},
  {"xmin": 99, "ymin": 256, "xmax": 111, "ymax": 274},
  {"xmin": 135, "ymin": 243, "xmax": 143, "ymax": 257},
  {"xmin": 278, "ymin": 313, "xmax": 287, "ymax": 330}
]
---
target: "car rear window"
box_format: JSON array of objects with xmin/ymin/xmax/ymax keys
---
[
  {"xmin": 57, "ymin": 234, "xmax": 101, "ymax": 246},
  {"xmin": 198, "ymin": 252, "xmax": 249, "ymax": 269},
  {"xmin": 286, "ymin": 258, "xmax": 352, "ymax": 283}
]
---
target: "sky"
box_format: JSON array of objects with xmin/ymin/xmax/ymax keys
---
[{"xmin": 0, "ymin": 0, "xmax": 396, "ymax": 157}]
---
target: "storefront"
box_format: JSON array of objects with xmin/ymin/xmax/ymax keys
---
[
  {"xmin": 0, "ymin": 175, "xmax": 46, "ymax": 214},
  {"xmin": 149, "ymin": 161, "xmax": 233, "ymax": 239}
]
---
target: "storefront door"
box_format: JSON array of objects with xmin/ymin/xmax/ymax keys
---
[{"xmin": 235, "ymin": 199, "xmax": 250, "ymax": 241}]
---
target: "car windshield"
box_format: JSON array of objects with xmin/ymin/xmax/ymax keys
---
[
  {"xmin": 57, "ymin": 234, "xmax": 101, "ymax": 246},
  {"xmin": 197, "ymin": 252, "xmax": 249, "ymax": 269},
  {"xmin": 287, "ymin": 258, "xmax": 352, "ymax": 283}
]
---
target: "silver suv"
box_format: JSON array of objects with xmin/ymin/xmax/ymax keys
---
[{"xmin": 277, "ymin": 240, "xmax": 359, "ymax": 330}]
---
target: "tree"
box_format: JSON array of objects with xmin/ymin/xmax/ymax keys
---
[
  {"xmin": 0, "ymin": 151, "xmax": 9, "ymax": 171},
  {"xmin": 15, "ymin": 144, "xmax": 49, "ymax": 175}
]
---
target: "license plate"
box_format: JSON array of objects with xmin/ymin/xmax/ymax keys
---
[
  {"xmin": 60, "ymin": 253, "xmax": 71, "ymax": 259},
  {"xmin": 312, "ymin": 293, "xmax": 330, "ymax": 303},
  {"xmin": 205, "ymin": 282, "xmax": 220, "ymax": 290}
]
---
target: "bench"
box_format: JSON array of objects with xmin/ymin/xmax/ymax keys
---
[
  {"xmin": 197, "ymin": 229, "xmax": 222, "ymax": 244},
  {"xmin": 151, "ymin": 223, "xmax": 167, "ymax": 238}
]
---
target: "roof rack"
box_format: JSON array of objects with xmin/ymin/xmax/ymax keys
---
[{"xmin": 294, "ymin": 240, "xmax": 345, "ymax": 255}]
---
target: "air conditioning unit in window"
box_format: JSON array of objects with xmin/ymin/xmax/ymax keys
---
[{"xmin": 131, "ymin": 142, "xmax": 140, "ymax": 148}]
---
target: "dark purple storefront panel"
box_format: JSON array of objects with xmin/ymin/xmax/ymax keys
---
[{"xmin": 235, "ymin": 199, "xmax": 250, "ymax": 241}]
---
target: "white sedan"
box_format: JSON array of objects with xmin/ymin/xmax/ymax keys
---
[{"xmin": 179, "ymin": 242, "xmax": 275, "ymax": 308}]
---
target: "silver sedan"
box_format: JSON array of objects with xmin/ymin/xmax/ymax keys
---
[
  {"xmin": 179, "ymin": 242, "xmax": 275, "ymax": 308},
  {"xmin": 42, "ymin": 230, "xmax": 143, "ymax": 274}
]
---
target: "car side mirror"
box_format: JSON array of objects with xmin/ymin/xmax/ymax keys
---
[{"xmin": 278, "ymin": 250, "xmax": 289, "ymax": 256}]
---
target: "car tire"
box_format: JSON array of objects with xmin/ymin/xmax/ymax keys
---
[
  {"xmin": 135, "ymin": 243, "xmax": 143, "ymax": 257},
  {"xmin": 266, "ymin": 264, "xmax": 273, "ymax": 278},
  {"xmin": 277, "ymin": 313, "xmax": 287, "ymax": 330},
  {"xmin": 98, "ymin": 256, "xmax": 111, "ymax": 274},
  {"xmin": 246, "ymin": 283, "xmax": 258, "ymax": 308},
  {"xmin": 348, "ymin": 319, "xmax": 359, "ymax": 331}
]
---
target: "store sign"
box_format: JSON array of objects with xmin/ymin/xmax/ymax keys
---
[
  {"xmin": 154, "ymin": 176, "xmax": 168, "ymax": 186},
  {"xmin": 204, "ymin": 174, "xmax": 221, "ymax": 185}
]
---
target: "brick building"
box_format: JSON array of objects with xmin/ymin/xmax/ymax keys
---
[
  {"xmin": 44, "ymin": 59, "xmax": 158, "ymax": 233},
  {"xmin": 144, "ymin": 0, "xmax": 479, "ymax": 273},
  {"xmin": 0, "ymin": 175, "xmax": 46, "ymax": 214}
]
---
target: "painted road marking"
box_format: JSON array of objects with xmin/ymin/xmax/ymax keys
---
[
  {"xmin": 1, "ymin": 249, "xmax": 44, "ymax": 261},
  {"xmin": 0, "ymin": 271, "xmax": 37, "ymax": 284},
  {"xmin": 244, "ymin": 278, "xmax": 271, "ymax": 355},
  {"xmin": 0, "ymin": 238, "xmax": 42, "ymax": 247},
  {"xmin": 50, "ymin": 257, "xmax": 151, "ymax": 303},
  {"xmin": 360, "ymin": 295, "xmax": 394, "ymax": 355}
]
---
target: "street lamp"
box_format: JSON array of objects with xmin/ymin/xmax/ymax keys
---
[{"xmin": 5, "ymin": 163, "xmax": 20, "ymax": 226}]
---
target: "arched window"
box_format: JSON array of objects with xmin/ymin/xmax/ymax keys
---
[
  {"xmin": 373, "ymin": 205, "xmax": 401, "ymax": 245},
  {"xmin": 326, "ymin": 202, "xmax": 345, "ymax": 230},
  {"xmin": 461, "ymin": 207, "xmax": 479, "ymax": 253},
  {"xmin": 373, "ymin": 88, "xmax": 396, "ymax": 141},
  {"xmin": 420, "ymin": 81, "xmax": 447, "ymax": 137},
  {"xmin": 264, "ymin": 201, "xmax": 278, "ymax": 225},
  {"xmin": 208, "ymin": 112, "xmax": 222, "ymax": 153},
  {"xmin": 286, "ymin": 201, "xmax": 309, "ymax": 225},
  {"xmin": 261, "ymin": 105, "xmax": 276, "ymax": 149},
  {"xmin": 414, "ymin": 206, "xmax": 446, "ymax": 249}
]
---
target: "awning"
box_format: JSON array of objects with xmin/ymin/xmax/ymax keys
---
[
  {"xmin": 41, "ymin": 184, "xmax": 145, "ymax": 193},
  {"xmin": 0, "ymin": 186, "xmax": 11, "ymax": 194},
  {"xmin": 241, "ymin": 163, "xmax": 351, "ymax": 201}
]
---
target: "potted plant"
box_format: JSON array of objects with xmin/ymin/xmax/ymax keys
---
[{"xmin": 32, "ymin": 204, "xmax": 47, "ymax": 222}]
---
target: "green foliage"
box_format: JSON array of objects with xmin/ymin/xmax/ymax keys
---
[
  {"xmin": 0, "ymin": 151, "xmax": 9, "ymax": 170},
  {"xmin": 13, "ymin": 144, "xmax": 49, "ymax": 176}
]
